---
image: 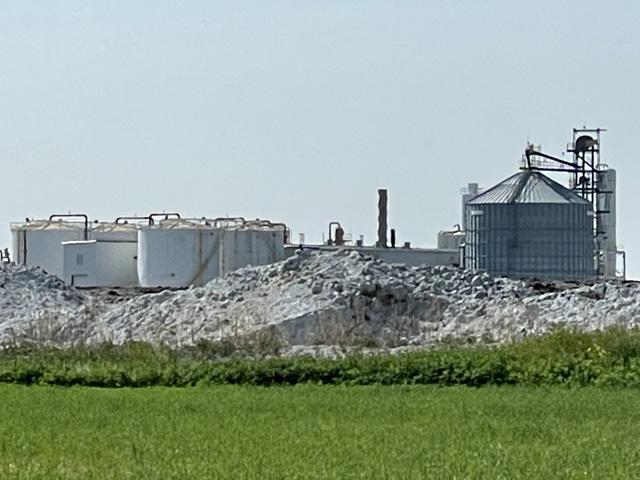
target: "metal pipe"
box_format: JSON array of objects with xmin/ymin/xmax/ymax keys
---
[
  {"xmin": 22, "ymin": 229, "xmax": 27, "ymax": 265},
  {"xmin": 328, "ymin": 222, "xmax": 341, "ymax": 245},
  {"xmin": 48, "ymin": 214, "xmax": 89, "ymax": 240},
  {"xmin": 270, "ymin": 222, "xmax": 289, "ymax": 244},
  {"xmin": 525, "ymin": 148, "xmax": 578, "ymax": 170},
  {"xmin": 115, "ymin": 216, "xmax": 154, "ymax": 225},
  {"xmin": 149, "ymin": 212, "xmax": 181, "ymax": 223},
  {"xmin": 210, "ymin": 217, "xmax": 246, "ymax": 226},
  {"xmin": 209, "ymin": 217, "xmax": 246, "ymax": 228},
  {"xmin": 246, "ymin": 219, "xmax": 272, "ymax": 227}
]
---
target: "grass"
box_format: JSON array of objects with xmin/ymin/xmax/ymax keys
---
[{"xmin": 0, "ymin": 385, "xmax": 639, "ymax": 479}]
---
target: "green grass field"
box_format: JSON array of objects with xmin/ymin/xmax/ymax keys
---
[{"xmin": 1, "ymin": 385, "xmax": 639, "ymax": 479}]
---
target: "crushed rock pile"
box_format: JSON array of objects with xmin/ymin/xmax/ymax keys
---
[
  {"xmin": 2, "ymin": 250, "xmax": 640, "ymax": 350},
  {"xmin": 92, "ymin": 250, "xmax": 640, "ymax": 348},
  {"xmin": 0, "ymin": 263, "xmax": 97, "ymax": 345}
]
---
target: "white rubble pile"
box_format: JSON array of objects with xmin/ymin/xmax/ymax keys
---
[
  {"xmin": 0, "ymin": 263, "xmax": 98, "ymax": 345},
  {"xmin": 2, "ymin": 250, "xmax": 640, "ymax": 350},
  {"xmin": 91, "ymin": 250, "xmax": 640, "ymax": 348}
]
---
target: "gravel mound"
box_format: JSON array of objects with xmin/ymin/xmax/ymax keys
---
[
  {"xmin": 2, "ymin": 251, "xmax": 640, "ymax": 351},
  {"xmin": 0, "ymin": 263, "xmax": 97, "ymax": 345},
  {"xmin": 91, "ymin": 250, "xmax": 640, "ymax": 348}
]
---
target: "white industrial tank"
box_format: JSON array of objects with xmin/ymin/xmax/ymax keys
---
[
  {"xmin": 137, "ymin": 219, "xmax": 222, "ymax": 288},
  {"xmin": 10, "ymin": 218, "xmax": 89, "ymax": 279},
  {"xmin": 597, "ymin": 168, "xmax": 617, "ymax": 277},
  {"xmin": 219, "ymin": 224, "xmax": 286, "ymax": 275},
  {"xmin": 90, "ymin": 222, "xmax": 138, "ymax": 242}
]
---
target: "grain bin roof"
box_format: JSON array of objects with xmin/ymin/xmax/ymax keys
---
[{"xmin": 467, "ymin": 170, "xmax": 591, "ymax": 205}]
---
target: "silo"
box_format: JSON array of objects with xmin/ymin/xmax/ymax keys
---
[{"xmin": 464, "ymin": 170, "xmax": 594, "ymax": 280}]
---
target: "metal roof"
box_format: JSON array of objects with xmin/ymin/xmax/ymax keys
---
[{"xmin": 466, "ymin": 170, "xmax": 591, "ymax": 205}]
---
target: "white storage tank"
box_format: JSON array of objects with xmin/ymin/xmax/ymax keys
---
[
  {"xmin": 90, "ymin": 221, "xmax": 138, "ymax": 242},
  {"xmin": 137, "ymin": 219, "xmax": 222, "ymax": 288},
  {"xmin": 11, "ymin": 215, "xmax": 89, "ymax": 279},
  {"xmin": 219, "ymin": 224, "xmax": 286, "ymax": 275},
  {"xmin": 597, "ymin": 168, "xmax": 617, "ymax": 277},
  {"xmin": 63, "ymin": 240, "xmax": 139, "ymax": 287}
]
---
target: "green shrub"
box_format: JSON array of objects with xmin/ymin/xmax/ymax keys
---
[{"xmin": 3, "ymin": 328, "xmax": 640, "ymax": 387}]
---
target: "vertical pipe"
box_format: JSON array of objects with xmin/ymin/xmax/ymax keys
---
[{"xmin": 377, "ymin": 189, "xmax": 388, "ymax": 248}]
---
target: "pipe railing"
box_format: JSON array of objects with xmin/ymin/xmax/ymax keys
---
[
  {"xmin": 49, "ymin": 214, "xmax": 89, "ymax": 240},
  {"xmin": 115, "ymin": 216, "xmax": 155, "ymax": 225}
]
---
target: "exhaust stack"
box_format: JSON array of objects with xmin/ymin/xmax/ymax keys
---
[{"xmin": 377, "ymin": 189, "xmax": 388, "ymax": 248}]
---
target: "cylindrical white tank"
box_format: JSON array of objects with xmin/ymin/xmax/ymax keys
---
[
  {"xmin": 219, "ymin": 225, "xmax": 285, "ymax": 276},
  {"xmin": 90, "ymin": 222, "xmax": 138, "ymax": 242},
  {"xmin": 137, "ymin": 219, "xmax": 222, "ymax": 288},
  {"xmin": 10, "ymin": 220, "xmax": 88, "ymax": 279},
  {"xmin": 597, "ymin": 168, "xmax": 617, "ymax": 277}
]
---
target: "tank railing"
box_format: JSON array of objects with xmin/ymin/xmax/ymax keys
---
[
  {"xmin": 149, "ymin": 213, "xmax": 181, "ymax": 224},
  {"xmin": 48, "ymin": 214, "xmax": 89, "ymax": 240},
  {"xmin": 115, "ymin": 216, "xmax": 155, "ymax": 226}
]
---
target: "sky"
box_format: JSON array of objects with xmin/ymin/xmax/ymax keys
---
[{"xmin": 1, "ymin": 1, "xmax": 640, "ymax": 277}]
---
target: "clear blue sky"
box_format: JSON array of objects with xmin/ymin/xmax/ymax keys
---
[{"xmin": 1, "ymin": 1, "xmax": 639, "ymax": 277}]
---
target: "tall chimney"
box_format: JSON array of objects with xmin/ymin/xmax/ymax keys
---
[{"xmin": 377, "ymin": 189, "xmax": 388, "ymax": 248}]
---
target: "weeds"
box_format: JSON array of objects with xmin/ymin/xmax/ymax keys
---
[{"xmin": 3, "ymin": 328, "xmax": 640, "ymax": 387}]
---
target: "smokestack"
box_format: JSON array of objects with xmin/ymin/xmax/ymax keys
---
[{"xmin": 377, "ymin": 189, "xmax": 388, "ymax": 248}]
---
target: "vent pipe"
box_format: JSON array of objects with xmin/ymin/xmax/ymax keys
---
[{"xmin": 377, "ymin": 189, "xmax": 388, "ymax": 248}]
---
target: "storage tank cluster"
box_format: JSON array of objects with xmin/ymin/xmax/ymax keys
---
[{"xmin": 10, "ymin": 214, "xmax": 287, "ymax": 288}]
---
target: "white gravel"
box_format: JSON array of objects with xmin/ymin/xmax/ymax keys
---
[{"xmin": 1, "ymin": 250, "xmax": 640, "ymax": 350}]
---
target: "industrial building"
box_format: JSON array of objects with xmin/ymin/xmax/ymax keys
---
[
  {"xmin": 5, "ymin": 126, "xmax": 626, "ymax": 286},
  {"xmin": 288, "ymin": 188, "xmax": 461, "ymax": 268},
  {"xmin": 8, "ymin": 185, "xmax": 461, "ymax": 288}
]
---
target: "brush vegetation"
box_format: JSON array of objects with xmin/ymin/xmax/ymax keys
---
[{"xmin": 4, "ymin": 328, "xmax": 640, "ymax": 387}]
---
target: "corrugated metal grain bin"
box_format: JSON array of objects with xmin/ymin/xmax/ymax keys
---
[{"xmin": 464, "ymin": 170, "xmax": 594, "ymax": 280}]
